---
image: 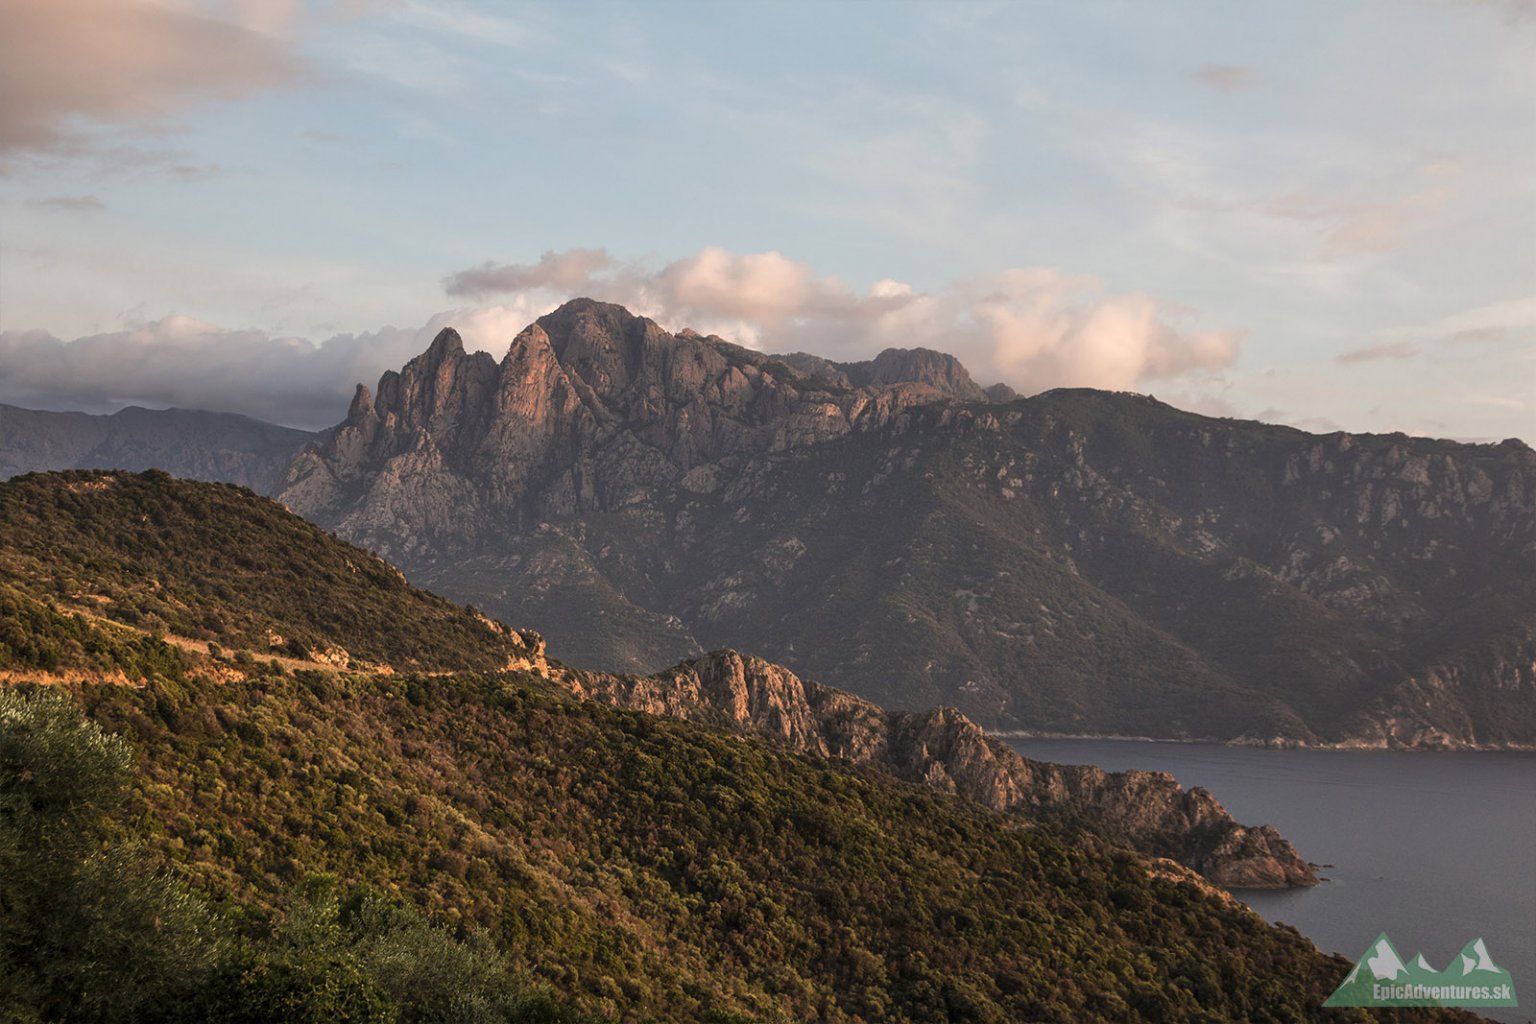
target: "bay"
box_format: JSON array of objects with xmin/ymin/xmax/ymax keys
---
[{"xmin": 1007, "ymin": 739, "xmax": 1536, "ymax": 1024}]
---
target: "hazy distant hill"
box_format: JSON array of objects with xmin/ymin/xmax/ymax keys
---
[
  {"xmin": 0, "ymin": 402, "xmax": 314, "ymax": 492},
  {"xmin": 278, "ymin": 299, "xmax": 1536, "ymax": 748}
]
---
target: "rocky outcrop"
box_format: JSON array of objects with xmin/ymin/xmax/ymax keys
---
[
  {"xmin": 565, "ymin": 649, "xmax": 1315, "ymax": 888},
  {"xmin": 779, "ymin": 347, "xmax": 991, "ymax": 401},
  {"xmin": 280, "ymin": 300, "xmax": 982, "ymax": 551},
  {"xmin": 0, "ymin": 404, "xmax": 313, "ymax": 492},
  {"xmin": 278, "ymin": 300, "xmax": 1536, "ymax": 748}
]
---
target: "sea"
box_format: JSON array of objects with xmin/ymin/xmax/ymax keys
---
[{"xmin": 1006, "ymin": 739, "xmax": 1536, "ymax": 1024}]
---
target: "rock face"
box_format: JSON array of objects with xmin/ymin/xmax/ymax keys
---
[
  {"xmin": 0, "ymin": 404, "xmax": 313, "ymax": 492},
  {"xmin": 278, "ymin": 298, "xmax": 1536, "ymax": 748},
  {"xmin": 778, "ymin": 347, "xmax": 988, "ymax": 400},
  {"xmin": 566, "ymin": 649, "xmax": 1315, "ymax": 888}
]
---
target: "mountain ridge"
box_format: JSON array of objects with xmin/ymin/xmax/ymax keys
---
[
  {"xmin": 0, "ymin": 402, "xmax": 315, "ymax": 491},
  {"xmin": 275, "ymin": 299, "xmax": 1536, "ymax": 749},
  {"xmin": 3, "ymin": 297, "xmax": 1529, "ymax": 749}
]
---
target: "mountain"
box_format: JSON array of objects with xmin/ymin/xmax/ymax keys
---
[
  {"xmin": 0, "ymin": 469, "xmax": 1310, "ymax": 888},
  {"xmin": 4, "ymin": 470, "xmax": 1480, "ymax": 1021},
  {"xmin": 776, "ymin": 346, "xmax": 990, "ymax": 400},
  {"xmin": 276, "ymin": 298, "xmax": 1536, "ymax": 748},
  {"xmin": 0, "ymin": 403, "xmax": 314, "ymax": 492}
]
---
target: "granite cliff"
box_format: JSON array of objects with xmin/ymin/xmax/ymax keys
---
[
  {"xmin": 564, "ymin": 648, "xmax": 1313, "ymax": 888},
  {"xmin": 275, "ymin": 299, "xmax": 1535, "ymax": 748}
]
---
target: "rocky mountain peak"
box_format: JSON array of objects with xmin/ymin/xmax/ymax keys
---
[
  {"xmin": 283, "ymin": 299, "xmax": 1018, "ymax": 529},
  {"xmin": 531, "ymin": 297, "xmax": 679, "ymax": 399},
  {"xmin": 424, "ymin": 325, "xmax": 466, "ymax": 361},
  {"xmin": 777, "ymin": 345, "xmax": 994, "ymax": 401},
  {"xmin": 857, "ymin": 347, "xmax": 986, "ymax": 400},
  {"xmin": 347, "ymin": 382, "xmax": 374, "ymax": 421}
]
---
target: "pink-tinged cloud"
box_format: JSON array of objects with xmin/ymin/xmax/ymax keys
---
[
  {"xmin": 1336, "ymin": 341, "xmax": 1423, "ymax": 364},
  {"xmin": 444, "ymin": 249, "xmax": 616, "ymax": 297},
  {"xmin": 1188, "ymin": 64, "xmax": 1257, "ymax": 93},
  {"xmin": 0, "ymin": 0, "xmax": 306, "ymax": 155},
  {"xmin": 27, "ymin": 195, "xmax": 106, "ymax": 211},
  {"xmin": 442, "ymin": 247, "xmax": 1243, "ymax": 394},
  {"xmin": 0, "ymin": 248, "xmax": 1244, "ymax": 427}
]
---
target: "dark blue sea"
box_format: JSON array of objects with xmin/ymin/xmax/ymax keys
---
[{"xmin": 1008, "ymin": 740, "xmax": 1536, "ymax": 1024}]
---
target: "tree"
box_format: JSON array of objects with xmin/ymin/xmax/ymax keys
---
[{"xmin": 0, "ymin": 688, "xmax": 222, "ymax": 1024}]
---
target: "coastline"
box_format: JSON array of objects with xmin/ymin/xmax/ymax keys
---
[{"xmin": 989, "ymin": 730, "xmax": 1536, "ymax": 752}]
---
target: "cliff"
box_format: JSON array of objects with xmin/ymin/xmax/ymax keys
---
[
  {"xmin": 565, "ymin": 649, "xmax": 1315, "ymax": 888},
  {"xmin": 276, "ymin": 300, "xmax": 1536, "ymax": 748}
]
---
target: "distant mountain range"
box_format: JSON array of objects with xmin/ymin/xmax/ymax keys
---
[
  {"xmin": 0, "ymin": 403, "xmax": 313, "ymax": 492},
  {"xmin": 4, "ymin": 298, "xmax": 1532, "ymax": 748}
]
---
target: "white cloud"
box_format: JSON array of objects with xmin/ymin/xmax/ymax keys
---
[
  {"xmin": 0, "ymin": 0, "xmax": 306, "ymax": 155},
  {"xmin": 1336, "ymin": 341, "xmax": 1423, "ymax": 365},
  {"xmin": 444, "ymin": 249, "xmax": 616, "ymax": 297},
  {"xmin": 0, "ymin": 247, "xmax": 1244, "ymax": 429},
  {"xmin": 440, "ymin": 247, "xmax": 1242, "ymax": 393},
  {"xmin": 392, "ymin": 1, "xmax": 526, "ymax": 47},
  {"xmin": 0, "ymin": 308, "xmax": 541, "ymax": 429}
]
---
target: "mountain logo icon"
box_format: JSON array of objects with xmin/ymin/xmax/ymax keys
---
[{"xmin": 1325, "ymin": 933, "xmax": 1519, "ymax": 1008}]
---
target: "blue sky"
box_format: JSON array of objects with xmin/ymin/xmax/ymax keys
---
[{"xmin": 1, "ymin": 0, "xmax": 1532, "ymax": 437}]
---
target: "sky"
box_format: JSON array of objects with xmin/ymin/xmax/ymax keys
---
[{"xmin": 0, "ymin": 0, "xmax": 1532, "ymax": 438}]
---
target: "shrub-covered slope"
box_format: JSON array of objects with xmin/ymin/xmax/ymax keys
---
[
  {"xmin": 0, "ymin": 468, "xmax": 1479, "ymax": 1021},
  {"xmin": 50, "ymin": 671, "xmax": 1464, "ymax": 1023},
  {"xmin": 0, "ymin": 469, "xmax": 1313, "ymax": 890},
  {"xmin": 0, "ymin": 469, "xmax": 540, "ymax": 674}
]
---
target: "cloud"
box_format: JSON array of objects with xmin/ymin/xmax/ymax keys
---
[
  {"xmin": 443, "ymin": 246, "xmax": 1242, "ymax": 393},
  {"xmin": 1188, "ymin": 64, "xmax": 1257, "ymax": 93},
  {"xmin": 444, "ymin": 249, "xmax": 616, "ymax": 297},
  {"xmin": 0, "ymin": 0, "xmax": 306, "ymax": 156},
  {"xmin": 1463, "ymin": 393, "xmax": 1527, "ymax": 410},
  {"xmin": 0, "ymin": 247, "xmax": 1243, "ymax": 429},
  {"xmin": 392, "ymin": 1, "xmax": 526, "ymax": 47},
  {"xmin": 0, "ymin": 303, "xmax": 549, "ymax": 430},
  {"xmin": 1336, "ymin": 341, "xmax": 1423, "ymax": 364},
  {"xmin": 27, "ymin": 195, "xmax": 106, "ymax": 212},
  {"xmin": 1261, "ymin": 192, "xmax": 1427, "ymax": 256},
  {"xmin": 1359, "ymin": 295, "xmax": 1536, "ymax": 352},
  {"xmin": 1447, "ymin": 326, "xmax": 1508, "ymax": 345}
]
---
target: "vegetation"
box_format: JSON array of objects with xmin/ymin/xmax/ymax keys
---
[
  {"xmin": 1, "ymin": 671, "xmax": 1457, "ymax": 1023},
  {"xmin": 0, "ymin": 468, "xmax": 1488, "ymax": 1020},
  {"xmin": 0, "ymin": 581, "xmax": 192, "ymax": 681},
  {"xmin": 0, "ymin": 687, "xmax": 582, "ymax": 1024},
  {"xmin": 0, "ymin": 470, "xmax": 533, "ymax": 674}
]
